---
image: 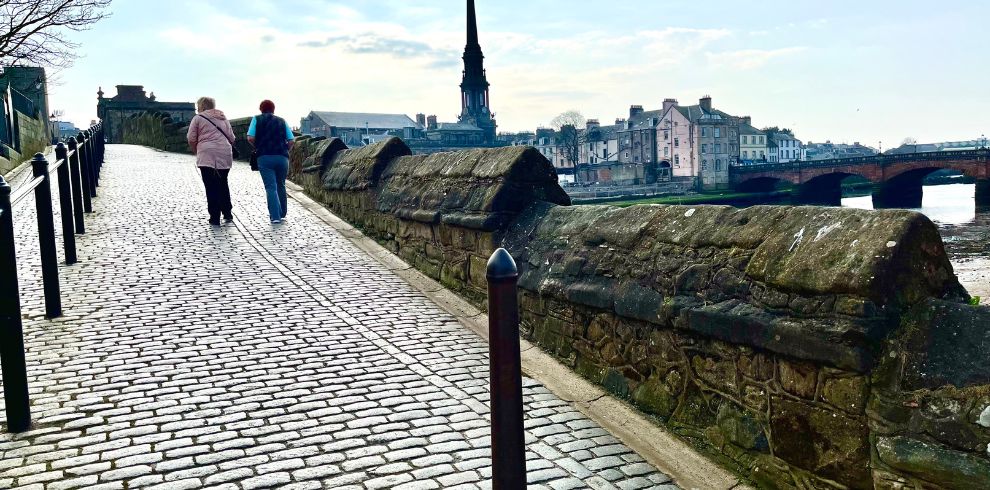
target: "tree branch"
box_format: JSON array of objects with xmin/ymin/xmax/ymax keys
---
[{"xmin": 0, "ymin": 0, "xmax": 111, "ymax": 68}]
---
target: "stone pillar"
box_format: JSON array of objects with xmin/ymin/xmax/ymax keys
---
[
  {"xmin": 976, "ymin": 179, "xmax": 990, "ymax": 210},
  {"xmin": 872, "ymin": 180, "xmax": 923, "ymax": 209}
]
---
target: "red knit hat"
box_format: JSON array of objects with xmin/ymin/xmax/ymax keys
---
[{"xmin": 259, "ymin": 100, "xmax": 275, "ymax": 113}]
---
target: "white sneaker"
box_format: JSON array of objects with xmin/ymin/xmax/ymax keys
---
[{"xmin": 271, "ymin": 219, "xmax": 281, "ymax": 224}]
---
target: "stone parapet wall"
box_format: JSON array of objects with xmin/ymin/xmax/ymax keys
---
[
  {"xmin": 1, "ymin": 111, "xmax": 49, "ymax": 175},
  {"xmin": 118, "ymin": 111, "xmax": 252, "ymax": 161},
  {"xmin": 282, "ymin": 135, "xmax": 990, "ymax": 489},
  {"xmin": 117, "ymin": 122, "xmax": 990, "ymax": 489}
]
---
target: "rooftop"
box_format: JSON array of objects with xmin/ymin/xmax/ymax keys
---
[{"xmin": 310, "ymin": 111, "xmax": 423, "ymax": 130}]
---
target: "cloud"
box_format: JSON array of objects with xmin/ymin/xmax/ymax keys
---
[
  {"xmin": 300, "ymin": 32, "xmax": 459, "ymax": 69},
  {"xmin": 706, "ymin": 47, "xmax": 807, "ymax": 70}
]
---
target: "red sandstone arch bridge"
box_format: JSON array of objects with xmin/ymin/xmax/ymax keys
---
[{"xmin": 728, "ymin": 149, "xmax": 990, "ymax": 208}]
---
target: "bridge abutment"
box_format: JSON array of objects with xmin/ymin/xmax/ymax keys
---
[
  {"xmin": 976, "ymin": 179, "xmax": 990, "ymax": 209},
  {"xmin": 872, "ymin": 179, "xmax": 923, "ymax": 209}
]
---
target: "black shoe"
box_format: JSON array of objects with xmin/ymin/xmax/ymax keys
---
[
  {"xmin": 209, "ymin": 217, "xmax": 221, "ymax": 226},
  {"xmin": 223, "ymin": 214, "xmax": 234, "ymax": 223}
]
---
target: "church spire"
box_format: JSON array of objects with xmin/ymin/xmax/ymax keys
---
[
  {"xmin": 458, "ymin": 0, "xmax": 496, "ymax": 144},
  {"xmin": 466, "ymin": 0, "xmax": 480, "ymax": 49}
]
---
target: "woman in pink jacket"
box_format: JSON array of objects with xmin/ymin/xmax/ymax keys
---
[{"xmin": 187, "ymin": 97, "xmax": 236, "ymax": 225}]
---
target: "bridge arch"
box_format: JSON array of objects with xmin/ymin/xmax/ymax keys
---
[
  {"xmin": 793, "ymin": 171, "xmax": 873, "ymax": 206},
  {"xmin": 883, "ymin": 160, "xmax": 985, "ymax": 181},
  {"xmin": 873, "ymin": 167, "xmax": 948, "ymax": 208}
]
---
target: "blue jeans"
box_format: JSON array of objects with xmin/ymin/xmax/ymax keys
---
[{"xmin": 258, "ymin": 155, "xmax": 289, "ymax": 221}]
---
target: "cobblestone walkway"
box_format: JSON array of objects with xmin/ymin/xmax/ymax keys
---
[{"xmin": 0, "ymin": 146, "xmax": 677, "ymax": 489}]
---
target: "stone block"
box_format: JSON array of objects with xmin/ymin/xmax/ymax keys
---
[
  {"xmin": 738, "ymin": 352, "xmax": 774, "ymax": 382},
  {"xmin": 770, "ymin": 397, "xmax": 871, "ymax": 488},
  {"xmin": 631, "ymin": 370, "xmax": 683, "ymax": 420},
  {"xmin": 876, "ymin": 436, "xmax": 990, "ymax": 490},
  {"xmin": 716, "ymin": 402, "xmax": 768, "ymax": 452},
  {"xmin": 778, "ymin": 360, "xmax": 818, "ymax": 399},
  {"xmin": 821, "ymin": 374, "xmax": 868, "ymax": 415}
]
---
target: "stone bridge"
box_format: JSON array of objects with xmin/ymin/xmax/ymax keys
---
[
  {"xmin": 729, "ymin": 149, "xmax": 990, "ymax": 207},
  {"xmin": 99, "ymin": 111, "xmax": 990, "ymax": 490}
]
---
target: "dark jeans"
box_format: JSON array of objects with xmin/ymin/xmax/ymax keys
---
[{"xmin": 199, "ymin": 167, "xmax": 232, "ymax": 220}]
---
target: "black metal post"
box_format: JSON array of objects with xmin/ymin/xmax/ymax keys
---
[
  {"xmin": 54, "ymin": 144, "xmax": 77, "ymax": 264},
  {"xmin": 77, "ymin": 133, "xmax": 93, "ymax": 211},
  {"xmin": 487, "ymin": 248, "xmax": 526, "ymax": 489},
  {"xmin": 87, "ymin": 131, "xmax": 99, "ymax": 187},
  {"xmin": 0, "ymin": 175, "xmax": 31, "ymax": 433},
  {"xmin": 32, "ymin": 154, "xmax": 62, "ymax": 319},
  {"xmin": 67, "ymin": 139, "xmax": 86, "ymax": 232}
]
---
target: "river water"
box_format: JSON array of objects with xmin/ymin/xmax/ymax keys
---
[{"xmin": 842, "ymin": 183, "xmax": 989, "ymax": 303}]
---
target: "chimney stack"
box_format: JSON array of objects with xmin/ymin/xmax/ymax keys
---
[
  {"xmin": 629, "ymin": 105, "xmax": 644, "ymax": 119},
  {"xmin": 662, "ymin": 98, "xmax": 678, "ymax": 113},
  {"xmin": 615, "ymin": 118, "xmax": 626, "ymax": 126},
  {"xmin": 742, "ymin": 116, "xmax": 752, "ymax": 126},
  {"xmin": 699, "ymin": 95, "xmax": 712, "ymax": 112},
  {"xmin": 427, "ymin": 115, "xmax": 438, "ymax": 130},
  {"xmin": 416, "ymin": 113, "xmax": 426, "ymax": 127},
  {"xmin": 586, "ymin": 119, "xmax": 600, "ymax": 130}
]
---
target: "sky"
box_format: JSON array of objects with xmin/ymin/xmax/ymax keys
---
[{"xmin": 47, "ymin": 0, "xmax": 990, "ymax": 147}]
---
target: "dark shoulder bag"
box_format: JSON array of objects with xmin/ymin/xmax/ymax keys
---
[{"xmin": 196, "ymin": 114, "xmax": 240, "ymax": 159}]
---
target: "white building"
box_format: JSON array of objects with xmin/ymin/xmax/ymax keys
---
[{"xmin": 769, "ymin": 133, "xmax": 805, "ymax": 163}]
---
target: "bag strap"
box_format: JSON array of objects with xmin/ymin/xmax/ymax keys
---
[{"xmin": 196, "ymin": 114, "xmax": 234, "ymax": 144}]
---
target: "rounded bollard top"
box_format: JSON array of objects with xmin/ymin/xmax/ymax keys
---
[
  {"xmin": 487, "ymin": 248, "xmax": 518, "ymax": 280},
  {"xmin": 31, "ymin": 153, "xmax": 48, "ymax": 175},
  {"xmin": 55, "ymin": 142, "xmax": 66, "ymax": 150}
]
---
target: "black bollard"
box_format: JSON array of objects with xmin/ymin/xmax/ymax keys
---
[
  {"xmin": 87, "ymin": 131, "xmax": 99, "ymax": 187},
  {"xmin": 67, "ymin": 139, "xmax": 86, "ymax": 232},
  {"xmin": 0, "ymin": 175, "xmax": 31, "ymax": 432},
  {"xmin": 31, "ymin": 154, "xmax": 62, "ymax": 318},
  {"xmin": 76, "ymin": 133, "xmax": 93, "ymax": 211},
  {"xmin": 54, "ymin": 144, "xmax": 77, "ymax": 264},
  {"xmin": 487, "ymin": 248, "xmax": 526, "ymax": 489}
]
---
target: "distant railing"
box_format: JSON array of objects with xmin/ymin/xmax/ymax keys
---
[
  {"xmin": 730, "ymin": 148, "xmax": 990, "ymax": 174},
  {"xmin": 566, "ymin": 181, "xmax": 693, "ymax": 201},
  {"xmin": 0, "ymin": 123, "xmax": 105, "ymax": 433}
]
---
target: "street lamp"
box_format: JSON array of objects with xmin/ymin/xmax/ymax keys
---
[{"xmin": 49, "ymin": 112, "xmax": 57, "ymax": 144}]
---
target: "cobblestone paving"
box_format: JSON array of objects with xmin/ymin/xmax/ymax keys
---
[{"xmin": 0, "ymin": 145, "xmax": 677, "ymax": 489}]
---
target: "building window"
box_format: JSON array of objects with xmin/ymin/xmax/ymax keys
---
[
  {"xmin": 701, "ymin": 144, "xmax": 707, "ymax": 154},
  {"xmin": 664, "ymin": 131, "xmax": 669, "ymax": 140},
  {"xmin": 702, "ymin": 127, "xmax": 708, "ymax": 137},
  {"xmin": 625, "ymin": 152, "xmax": 630, "ymax": 158},
  {"xmin": 743, "ymin": 151, "xmax": 748, "ymax": 158},
  {"xmin": 664, "ymin": 147, "xmax": 669, "ymax": 156},
  {"xmin": 674, "ymin": 138, "xmax": 679, "ymax": 148},
  {"xmin": 715, "ymin": 144, "xmax": 721, "ymax": 153},
  {"xmin": 702, "ymin": 159, "xmax": 708, "ymax": 170},
  {"xmin": 742, "ymin": 135, "xmax": 748, "ymax": 144},
  {"xmin": 714, "ymin": 128, "xmax": 721, "ymax": 138},
  {"xmin": 674, "ymin": 154, "xmax": 680, "ymax": 166},
  {"xmin": 715, "ymin": 159, "xmax": 722, "ymax": 170}
]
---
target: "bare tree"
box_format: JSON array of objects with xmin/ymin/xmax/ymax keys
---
[
  {"xmin": 551, "ymin": 110, "xmax": 585, "ymax": 166},
  {"xmin": 0, "ymin": 0, "xmax": 112, "ymax": 68}
]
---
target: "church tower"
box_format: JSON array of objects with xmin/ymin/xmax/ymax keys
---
[{"xmin": 458, "ymin": 0, "xmax": 496, "ymax": 144}]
